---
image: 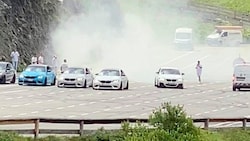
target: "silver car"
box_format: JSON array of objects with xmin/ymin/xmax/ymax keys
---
[
  {"xmin": 93, "ymin": 69, "xmax": 129, "ymax": 90},
  {"xmin": 57, "ymin": 67, "xmax": 93, "ymax": 88},
  {"xmin": 155, "ymin": 67, "xmax": 184, "ymax": 89},
  {"xmin": 0, "ymin": 62, "xmax": 16, "ymax": 84}
]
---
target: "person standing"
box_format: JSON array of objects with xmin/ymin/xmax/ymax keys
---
[
  {"xmin": 10, "ymin": 49, "xmax": 19, "ymax": 70},
  {"xmin": 38, "ymin": 53, "xmax": 44, "ymax": 64},
  {"xmin": 60, "ymin": 59, "xmax": 68, "ymax": 73},
  {"xmin": 52, "ymin": 55, "xmax": 58, "ymax": 73},
  {"xmin": 195, "ymin": 60, "xmax": 202, "ymax": 83},
  {"xmin": 31, "ymin": 55, "xmax": 37, "ymax": 64}
]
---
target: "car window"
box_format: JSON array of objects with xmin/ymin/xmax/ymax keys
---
[
  {"xmin": 161, "ymin": 69, "xmax": 180, "ymax": 75},
  {"xmin": 99, "ymin": 70, "xmax": 120, "ymax": 76},
  {"xmin": 64, "ymin": 68, "xmax": 85, "ymax": 74},
  {"xmin": 47, "ymin": 66, "xmax": 52, "ymax": 72},
  {"xmin": 25, "ymin": 66, "xmax": 46, "ymax": 72}
]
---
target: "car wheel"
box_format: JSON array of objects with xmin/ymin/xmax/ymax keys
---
[
  {"xmin": 11, "ymin": 75, "xmax": 16, "ymax": 84},
  {"xmin": 43, "ymin": 78, "xmax": 47, "ymax": 86},
  {"xmin": 1, "ymin": 75, "xmax": 6, "ymax": 84},
  {"xmin": 119, "ymin": 82, "xmax": 123, "ymax": 90},
  {"xmin": 82, "ymin": 80, "xmax": 86, "ymax": 88},
  {"xmin": 178, "ymin": 84, "xmax": 183, "ymax": 89},
  {"xmin": 124, "ymin": 81, "xmax": 129, "ymax": 90},
  {"xmin": 232, "ymin": 86, "xmax": 236, "ymax": 91},
  {"xmin": 159, "ymin": 83, "xmax": 164, "ymax": 88},
  {"xmin": 52, "ymin": 78, "xmax": 56, "ymax": 86}
]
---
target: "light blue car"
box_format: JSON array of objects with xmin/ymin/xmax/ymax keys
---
[{"xmin": 18, "ymin": 64, "xmax": 56, "ymax": 86}]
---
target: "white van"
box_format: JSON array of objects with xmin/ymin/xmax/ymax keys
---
[
  {"xmin": 174, "ymin": 28, "xmax": 193, "ymax": 50},
  {"xmin": 206, "ymin": 26, "xmax": 243, "ymax": 46},
  {"xmin": 232, "ymin": 63, "xmax": 250, "ymax": 91}
]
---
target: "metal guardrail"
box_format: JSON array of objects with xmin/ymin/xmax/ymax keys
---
[
  {"xmin": 0, "ymin": 118, "xmax": 249, "ymax": 138},
  {"xmin": 187, "ymin": 1, "xmax": 250, "ymax": 26}
]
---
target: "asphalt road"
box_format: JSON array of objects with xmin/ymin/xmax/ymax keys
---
[{"xmin": 1, "ymin": 44, "xmax": 250, "ymax": 130}]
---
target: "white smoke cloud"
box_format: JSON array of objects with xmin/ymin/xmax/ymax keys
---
[{"xmin": 51, "ymin": 0, "xmax": 201, "ymax": 83}]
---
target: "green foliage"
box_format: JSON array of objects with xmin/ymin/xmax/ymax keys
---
[
  {"xmin": 149, "ymin": 102, "xmax": 201, "ymax": 141},
  {"xmin": 193, "ymin": 0, "xmax": 250, "ymax": 13}
]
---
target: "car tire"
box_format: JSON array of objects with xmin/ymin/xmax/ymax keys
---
[
  {"xmin": 178, "ymin": 84, "xmax": 184, "ymax": 89},
  {"xmin": 119, "ymin": 82, "xmax": 123, "ymax": 90},
  {"xmin": 43, "ymin": 78, "xmax": 47, "ymax": 86},
  {"xmin": 83, "ymin": 80, "xmax": 87, "ymax": 88},
  {"xmin": 124, "ymin": 81, "xmax": 129, "ymax": 90},
  {"xmin": 10, "ymin": 75, "xmax": 16, "ymax": 84},
  {"xmin": 159, "ymin": 83, "xmax": 164, "ymax": 88},
  {"xmin": 1, "ymin": 75, "xmax": 6, "ymax": 84},
  {"xmin": 51, "ymin": 78, "xmax": 56, "ymax": 86},
  {"xmin": 232, "ymin": 86, "xmax": 236, "ymax": 91}
]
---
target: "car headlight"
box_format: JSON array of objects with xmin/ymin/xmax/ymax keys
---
[
  {"xmin": 159, "ymin": 78, "xmax": 165, "ymax": 81},
  {"xmin": 58, "ymin": 76, "xmax": 64, "ymax": 81},
  {"xmin": 37, "ymin": 75, "xmax": 44, "ymax": 79},
  {"xmin": 177, "ymin": 78, "xmax": 182, "ymax": 82},
  {"xmin": 77, "ymin": 78, "xmax": 84, "ymax": 81},
  {"xmin": 19, "ymin": 74, "xmax": 24, "ymax": 78},
  {"xmin": 112, "ymin": 80, "xmax": 120, "ymax": 83}
]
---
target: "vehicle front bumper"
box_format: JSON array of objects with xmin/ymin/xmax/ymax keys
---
[
  {"xmin": 57, "ymin": 79, "xmax": 85, "ymax": 87},
  {"xmin": 18, "ymin": 77, "xmax": 45, "ymax": 85},
  {"xmin": 233, "ymin": 82, "xmax": 250, "ymax": 88},
  {"xmin": 93, "ymin": 80, "xmax": 121, "ymax": 90},
  {"xmin": 158, "ymin": 79, "xmax": 182, "ymax": 88}
]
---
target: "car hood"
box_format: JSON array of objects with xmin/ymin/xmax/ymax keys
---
[
  {"xmin": 159, "ymin": 74, "xmax": 182, "ymax": 79},
  {"xmin": 60, "ymin": 74, "xmax": 85, "ymax": 79},
  {"xmin": 21, "ymin": 71, "xmax": 46, "ymax": 77},
  {"xmin": 94, "ymin": 75, "xmax": 120, "ymax": 81}
]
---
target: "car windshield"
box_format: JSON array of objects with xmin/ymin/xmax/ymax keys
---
[
  {"xmin": 99, "ymin": 70, "xmax": 120, "ymax": 76},
  {"xmin": 25, "ymin": 66, "xmax": 46, "ymax": 72},
  {"xmin": 161, "ymin": 69, "xmax": 180, "ymax": 75},
  {"xmin": 0, "ymin": 63, "xmax": 6, "ymax": 70},
  {"xmin": 64, "ymin": 68, "xmax": 84, "ymax": 74}
]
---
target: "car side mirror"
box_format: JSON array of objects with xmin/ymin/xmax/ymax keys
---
[
  {"xmin": 156, "ymin": 72, "xmax": 159, "ymax": 74},
  {"xmin": 181, "ymin": 73, "xmax": 184, "ymax": 75},
  {"xmin": 95, "ymin": 73, "xmax": 99, "ymax": 75},
  {"xmin": 122, "ymin": 74, "xmax": 126, "ymax": 76}
]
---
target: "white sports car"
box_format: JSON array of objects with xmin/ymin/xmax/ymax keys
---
[
  {"xmin": 57, "ymin": 67, "xmax": 93, "ymax": 88},
  {"xmin": 93, "ymin": 69, "xmax": 129, "ymax": 90},
  {"xmin": 155, "ymin": 67, "xmax": 184, "ymax": 89}
]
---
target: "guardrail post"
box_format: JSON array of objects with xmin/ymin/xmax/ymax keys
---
[
  {"xmin": 34, "ymin": 119, "xmax": 40, "ymax": 139},
  {"xmin": 79, "ymin": 120, "xmax": 84, "ymax": 136},
  {"xmin": 243, "ymin": 118, "xmax": 247, "ymax": 130},
  {"xmin": 204, "ymin": 119, "xmax": 209, "ymax": 130}
]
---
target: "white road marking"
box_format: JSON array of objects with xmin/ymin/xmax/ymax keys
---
[
  {"xmin": 114, "ymin": 106, "xmax": 121, "ymax": 109},
  {"xmin": 92, "ymin": 111, "xmax": 100, "ymax": 114},
  {"xmin": 31, "ymin": 111, "xmax": 38, "ymax": 114},
  {"xmin": 89, "ymin": 101, "xmax": 96, "ymax": 104},
  {"xmin": 79, "ymin": 103, "xmax": 86, "ymax": 106},
  {"xmin": 44, "ymin": 109, "xmax": 51, "ymax": 112},
  {"xmin": 56, "ymin": 107, "xmax": 64, "ymax": 110},
  {"xmin": 134, "ymin": 103, "xmax": 141, "ymax": 106},
  {"xmin": 11, "ymin": 105, "xmax": 19, "ymax": 107},
  {"xmin": 24, "ymin": 103, "xmax": 31, "ymax": 106},
  {"xmin": 103, "ymin": 108, "xmax": 111, "ymax": 111},
  {"xmin": 1, "ymin": 90, "xmax": 26, "ymax": 94},
  {"xmin": 5, "ymin": 97, "xmax": 13, "ymax": 100},
  {"xmin": 3, "ymin": 115, "xmax": 12, "ymax": 118},
  {"xmin": 18, "ymin": 113, "xmax": 27, "ymax": 116},
  {"xmin": 67, "ymin": 105, "xmax": 75, "ymax": 108},
  {"xmin": 81, "ymin": 113, "xmax": 89, "ymax": 116}
]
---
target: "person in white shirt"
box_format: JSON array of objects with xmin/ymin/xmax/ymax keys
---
[
  {"xmin": 10, "ymin": 49, "xmax": 19, "ymax": 70},
  {"xmin": 31, "ymin": 55, "xmax": 37, "ymax": 64},
  {"xmin": 52, "ymin": 55, "xmax": 58, "ymax": 73},
  {"xmin": 195, "ymin": 60, "xmax": 202, "ymax": 83},
  {"xmin": 60, "ymin": 59, "xmax": 68, "ymax": 73},
  {"xmin": 38, "ymin": 53, "xmax": 44, "ymax": 64}
]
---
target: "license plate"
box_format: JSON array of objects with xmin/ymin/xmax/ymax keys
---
[{"xmin": 27, "ymin": 79, "xmax": 33, "ymax": 81}]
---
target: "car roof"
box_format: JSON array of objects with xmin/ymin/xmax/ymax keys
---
[
  {"xmin": 0, "ymin": 61, "xmax": 10, "ymax": 65},
  {"xmin": 160, "ymin": 67, "xmax": 180, "ymax": 70},
  {"xmin": 176, "ymin": 28, "xmax": 192, "ymax": 33},
  {"xmin": 68, "ymin": 67, "xmax": 88, "ymax": 69},
  {"xmin": 28, "ymin": 64, "xmax": 48, "ymax": 67},
  {"xmin": 101, "ymin": 68, "xmax": 121, "ymax": 71}
]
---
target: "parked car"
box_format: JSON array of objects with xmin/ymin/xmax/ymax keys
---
[
  {"xmin": 155, "ymin": 67, "xmax": 184, "ymax": 89},
  {"xmin": 93, "ymin": 68, "xmax": 129, "ymax": 90},
  {"xmin": 0, "ymin": 62, "xmax": 16, "ymax": 84},
  {"xmin": 232, "ymin": 63, "xmax": 250, "ymax": 91},
  {"xmin": 18, "ymin": 64, "xmax": 56, "ymax": 86},
  {"xmin": 57, "ymin": 67, "xmax": 93, "ymax": 88}
]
